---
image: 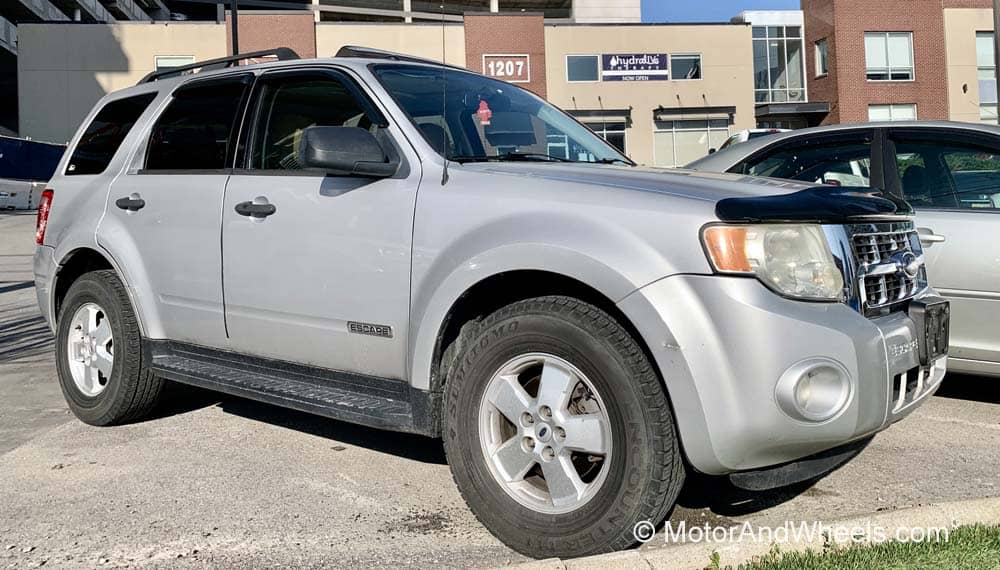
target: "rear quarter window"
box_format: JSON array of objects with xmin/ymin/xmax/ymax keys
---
[{"xmin": 66, "ymin": 93, "xmax": 157, "ymax": 176}]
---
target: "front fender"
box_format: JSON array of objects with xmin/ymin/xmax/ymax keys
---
[{"xmin": 408, "ymin": 241, "xmax": 643, "ymax": 391}]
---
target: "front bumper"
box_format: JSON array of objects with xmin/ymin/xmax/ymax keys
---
[{"xmin": 618, "ymin": 274, "xmax": 945, "ymax": 475}]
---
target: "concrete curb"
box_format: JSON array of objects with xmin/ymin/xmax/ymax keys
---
[{"xmin": 506, "ymin": 496, "xmax": 1000, "ymax": 570}]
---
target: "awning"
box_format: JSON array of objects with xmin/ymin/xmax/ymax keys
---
[
  {"xmin": 653, "ymin": 105, "xmax": 736, "ymax": 122},
  {"xmin": 567, "ymin": 108, "xmax": 633, "ymax": 128},
  {"xmin": 755, "ymin": 101, "xmax": 831, "ymax": 118}
]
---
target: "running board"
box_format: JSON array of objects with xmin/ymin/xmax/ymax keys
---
[{"xmin": 144, "ymin": 340, "xmax": 438, "ymax": 436}]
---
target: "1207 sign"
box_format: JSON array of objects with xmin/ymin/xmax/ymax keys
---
[{"xmin": 482, "ymin": 54, "xmax": 530, "ymax": 83}]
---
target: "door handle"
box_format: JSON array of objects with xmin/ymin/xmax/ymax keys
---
[
  {"xmin": 234, "ymin": 197, "xmax": 276, "ymax": 219},
  {"xmin": 115, "ymin": 193, "xmax": 145, "ymax": 212},
  {"xmin": 916, "ymin": 227, "xmax": 946, "ymax": 245}
]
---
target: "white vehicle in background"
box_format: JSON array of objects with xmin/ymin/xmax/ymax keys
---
[{"xmin": 713, "ymin": 128, "xmax": 791, "ymax": 153}]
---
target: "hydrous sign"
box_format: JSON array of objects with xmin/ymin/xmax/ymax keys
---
[
  {"xmin": 482, "ymin": 54, "xmax": 531, "ymax": 83},
  {"xmin": 601, "ymin": 54, "xmax": 669, "ymax": 81}
]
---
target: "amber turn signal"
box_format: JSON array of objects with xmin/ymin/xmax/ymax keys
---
[{"xmin": 702, "ymin": 225, "xmax": 752, "ymax": 273}]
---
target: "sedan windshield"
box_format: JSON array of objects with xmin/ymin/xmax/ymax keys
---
[{"xmin": 371, "ymin": 64, "xmax": 632, "ymax": 165}]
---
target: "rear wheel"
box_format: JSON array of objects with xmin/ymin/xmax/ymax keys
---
[
  {"xmin": 443, "ymin": 296, "xmax": 685, "ymax": 558},
  {"xmin": 55, "ymin": 270, "xmax": 164, "ymax": 425}
]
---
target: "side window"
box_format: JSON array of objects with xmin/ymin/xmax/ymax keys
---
[
  {"xmin": 894, "ymin": 137, "xmax": 1000, "ymax": 210},
  {"xmin": 739, "ymin": 139, "xmax": 872, "ymax": 187},
  {"xmin": 145, "ymin": 77, "xmax": 249, "ymax": 171},
  {"xmin": 66, "ymin": 93, "xmax": 157, "ymax": 175},
  {"xmin": 250, "ymin": 75, "xmax": 372, "ymax": 170}
]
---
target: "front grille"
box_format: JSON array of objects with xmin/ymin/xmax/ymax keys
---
[
  {"xmin": 850, "ymin": 228, "xmax": 924, "ymax": 314},
  {"xmin": 853, "ymin": 231, "xmax": 911, "ymax": 266}
]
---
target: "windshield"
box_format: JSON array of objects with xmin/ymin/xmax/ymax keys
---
[{"xmin": 371, "ymin": 64, "xmax": 632, "ymax": 165}]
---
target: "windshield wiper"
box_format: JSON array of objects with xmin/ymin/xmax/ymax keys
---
[
  {"xmin": 501, "ymin": 152, "xmax": 572, "ymax": 162},
  {"xmin": 448, "ymin": 152, "xmax": 627, "ymax": 164}
]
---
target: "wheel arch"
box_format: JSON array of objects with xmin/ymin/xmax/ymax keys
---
[
  {"xmin": 52, "ymin": 247, "xmax": 149, "ymax": 337},
  {"xmin": 427, "ymin": 269, "xmax": 657, "ymax": 392}
]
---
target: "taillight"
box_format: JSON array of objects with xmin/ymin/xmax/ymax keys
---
[{"xmin": 35, "ymin": 189, "xmax": 54, "ymax": 245}]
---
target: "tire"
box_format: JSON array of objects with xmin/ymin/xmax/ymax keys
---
[
  {"xmin": 443, "ymin": 296, "xmax": 685, "ymax": 558},
  {"xmin": 55, "ymin": 270, "xmax": 164, "ymax": 426}
]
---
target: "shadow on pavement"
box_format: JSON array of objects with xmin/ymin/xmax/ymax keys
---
[
  {"xmin": 0, "ymin": 300, "xmax": 53, "ymax": 363},
  {"xmin": 936, "ymin": 373, "xmax": 1000, "ymax": 405},
  {"xmin": 218, "ymin": 395, "xmax": 448, "ymax": 465},
  {"xmin": 675, "ymin": 473, "xmax": 816, "ymax": 519},
  {"xmin": 149, "ymin": 381, "xmax": 448, "ymax": 465}
]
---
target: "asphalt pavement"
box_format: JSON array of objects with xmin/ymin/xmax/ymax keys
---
[{"xmin": 1, "ymin": 211, "xmax": 997, "ymax": 568}]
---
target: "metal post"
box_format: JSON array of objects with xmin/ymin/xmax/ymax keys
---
[
  {"xmin": 994, "ymin": 0, "xmax": 1000, "ymax": 124},
  {"xmin": 231, "ymin": 0, "xmax": 239, "ymax": 56}
]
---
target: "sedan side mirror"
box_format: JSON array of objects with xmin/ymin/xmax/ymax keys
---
[
  {"xmin": 708, "ymin": 148, "xmax": 717, "ymax": 154},
  {"xmin": 298, "ymin": 126, "xmax": 399, "ymax": 177}
]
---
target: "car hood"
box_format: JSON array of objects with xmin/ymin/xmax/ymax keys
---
[
  {"xmin": 457, "ymin": 162, "xmax": 813, "ymax": 203},
  {"xmin": 458, "ymin": 162, "xmax": 905, "ymax": 222}
]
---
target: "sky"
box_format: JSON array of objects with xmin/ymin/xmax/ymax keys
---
[{"xmin": 642, "ymin": 0, "xmax": 801, "ymax": 23}]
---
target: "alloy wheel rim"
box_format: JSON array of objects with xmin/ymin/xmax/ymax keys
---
[
  {"xmin": 478, "ymin": 353, "xmax": 612, "ymax": 515},
  {"xmin": 66, "ymin": 302, "xmax": 114, "ymax": 397}
]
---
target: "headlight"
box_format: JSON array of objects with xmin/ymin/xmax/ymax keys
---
[{"xmin": 701, "ymin": 224, "xmax": 845, "ymax": 301}]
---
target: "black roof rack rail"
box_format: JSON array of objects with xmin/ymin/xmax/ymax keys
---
[
  {"xmin": 335, "ymin": 45, "xmax": 466, "ymax": 71},
  {"xmin": 137, "ymin": 47, "xmax": 301, "ymax": 85}
]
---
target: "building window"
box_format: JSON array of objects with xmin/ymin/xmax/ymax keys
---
[
  {"xmin": 868, "ymin": 103, "xmax": 917, "ymax": 122},
  {"xmin": 652, "ymin": 119, "xmax": 730, "ymax": 168},
  {"xmin": 978, "ymin": 32, "xmax": 997, "ymax": 124},
  {"xmin": 752, "ymin": 25, "xmax": 806, "ymax": 103},
  {"xmin": 670, "ymin": 54, "xmax": 701, "ymax": 80},
  {"xmin": 864, "ymin": 32, "xmax": 913, "ymax": 81},
  {"xmin": 815, "ymin": 38, "xmax": 828, "ymax": 76},
  {"xmin": 566, "ymin": 55, "xmax": 599, "ymax": 82},
  {"xmin": 154, "ymin": 55, "xmax": 195, "ymax": 72},
  {"xmin": 583, "ymin": 121, "xmax": 627, "ymax": 154}
]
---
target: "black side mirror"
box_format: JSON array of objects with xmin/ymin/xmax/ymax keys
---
[
  {"xmin": 708, "ymin": 148, "xmax": 717, "ymax": 154},
  {"xmin": 298, "ymin": 126, "xmax": 399, "ymax": 177}
]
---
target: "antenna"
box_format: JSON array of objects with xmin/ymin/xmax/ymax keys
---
[{"xmin": 440, "ymin": 3, "xmax": 450, "ymax": 185}]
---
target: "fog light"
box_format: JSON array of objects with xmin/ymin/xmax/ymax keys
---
[{"xmin": 776, "ymin": 358, "xmax": 853, "ymax": 422}]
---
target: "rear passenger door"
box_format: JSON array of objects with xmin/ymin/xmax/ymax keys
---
[
  {"xmin": 886, "ymin": 128, "xmax": 1000, "ymax": 368},
  {"xmin": 221, "ymin": 68, "xmax": 419, "ymax": 379},
  {"xmin": 104, "ymin": 74, "xmax": 252, "ymax": 346}
]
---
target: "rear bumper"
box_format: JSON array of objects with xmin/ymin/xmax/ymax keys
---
[
  {"xmin": 33, "ymin": 244, "xmax": 57, "ymax": 332},
  {"xmin": 619, "ymin": 274, "xmax": 945, "ymax": 475}
]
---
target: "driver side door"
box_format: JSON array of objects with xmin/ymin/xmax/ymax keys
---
[{"xmin": 221, "ymin": 68, "xmax": 420, "ymax": 379}]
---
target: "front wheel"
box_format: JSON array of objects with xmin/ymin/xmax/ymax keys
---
[{"xmin": 443, "ymin": 296, "xmax": 685, "ymax": 558}]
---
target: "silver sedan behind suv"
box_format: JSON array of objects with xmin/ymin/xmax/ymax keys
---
[
  {"xmin": 34, "ymin": 48, "xmax": 949, "ymax": 559},
  {"xmin": 690, "ymin": 121, "xmax": 1000, "ymax": 378}
]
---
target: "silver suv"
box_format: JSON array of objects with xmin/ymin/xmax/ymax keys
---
[{"xmin": 33, "ymin": 48, "xmax": 949, "ymax": 559}]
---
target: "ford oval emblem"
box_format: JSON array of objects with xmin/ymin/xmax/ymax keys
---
[{"xmin": 892, "ymin": 251, "xmax": 920, "ymax": 279}]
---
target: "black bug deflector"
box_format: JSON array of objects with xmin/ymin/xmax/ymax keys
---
[{"xmin": 715, "ymin": 186, "xmax": 910, "ymax": 224}]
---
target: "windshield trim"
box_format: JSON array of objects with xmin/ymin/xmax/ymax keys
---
[{"xmin": 367, "ymin": 62, "xmax": 635, "ymax": 167}]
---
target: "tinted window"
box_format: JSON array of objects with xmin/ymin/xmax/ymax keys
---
[
  {"xmin": 566, "ymin": 55, "xmax": 599, "ymax": 82},
  {"xmin": 740, "ymin": 139, "xmax": 872, "ymax": 186},
  {"xmin": 251, "ymin": 76, "xmax": 371, "ymax": 170},
  {"xmin": 145, "ymin": 78, "xmax": 249, "ymax": 170},
  {"xmin": 66, "ymin": 93, "xmax": 156, "ymax": 175},
  {"xmin": 894, "ymin": 138, "xmax": 1000, "ymax": 210}
]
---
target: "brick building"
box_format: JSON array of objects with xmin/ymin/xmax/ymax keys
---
[{"xmin": 803, "ymin": 0, "xmax": 996, "ymax": 125}]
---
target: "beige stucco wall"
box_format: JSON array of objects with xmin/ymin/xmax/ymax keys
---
[
  {"xmin": 944, "ymin": 8, "xmax": 993, "ymax": 124},
  {"xmin": 544, "ymin": 24, "xmax": 756, "ymax": 166},
  {"xmin": 18, "ymin": 22, "xmax": 226, "ymax": 143},
  {"xmin": 573, "ymin": 0, "xmax": 641, "ymax": 23},
  {"xmin": 315, "ymin": 23, "xmax": 466, "ymax": 67}
]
